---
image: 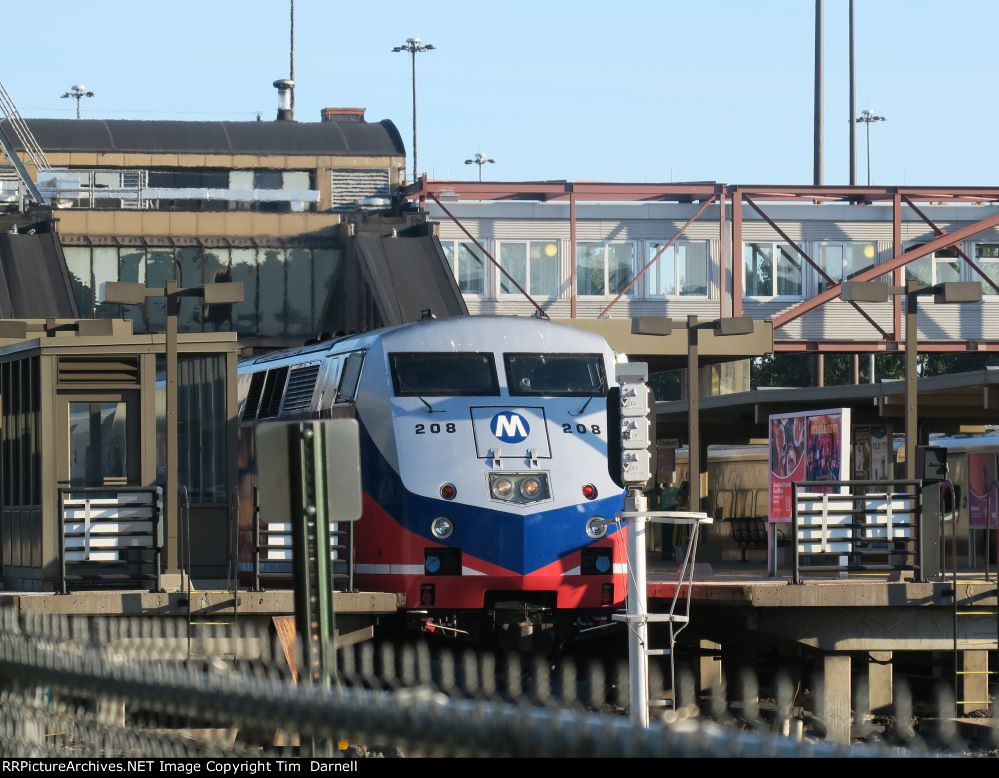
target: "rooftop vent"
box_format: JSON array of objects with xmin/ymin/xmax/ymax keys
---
[
  {"xmin": 321, "ymin": 107, "xmax": 365, "ymax": 123},
  {"xmin": 273, "ymin": 79, "xmax": 295, "ymax": 122}
]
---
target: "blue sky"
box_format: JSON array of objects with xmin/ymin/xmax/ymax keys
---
[{"xmin": 4, "ymin": 1, "xmax": 995, "ymax": 185}]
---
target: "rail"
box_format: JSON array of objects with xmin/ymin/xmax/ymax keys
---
[
  {"xmin": 57, "ymin": 486, "xmax": 162, "ymax": 593},
  {"xmin": 790, "ymin": 479, "xmax": 922, "ymax": 585}
]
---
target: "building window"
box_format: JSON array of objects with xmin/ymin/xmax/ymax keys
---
[
  {"xmin": 645, "ymin": 241, "xmax": 709, "ymax": 297},
  {"xmin": 906, "ymin": 244, "xmax": 960, "ymax": 288},
  {"xmin": 577, "ymin": 242, "xmax": 635, "ymax": 296},
  {"xmin": 499, "ymin": 241, "xmax": 560, "ymax": 298},
  {"xmin": 744, "ymin": 242, "xmax": 804, "ymax": 297},
  {"xmin": 441, "ymin": 241, "xmax": 486, "ymax": 295},
  {"xmin": 975, "ymin": 244, "xmax": 999, "ymax": 295},
  {"xmin": 817, "ymin": 242, "xmax": 877, "ymax": 288},
  {"xmin": 60, "ymin": 244, "xmax": 340, "ymax": 338}
]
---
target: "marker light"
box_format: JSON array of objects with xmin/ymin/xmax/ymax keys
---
[
  {"xmin": 586, "ymin": 516, "xmax": 609, "ymax": 539},
  {"xmin": 440, "ymin": 483, "xmax": 457, "ymax": 501},
  {"xmin": 520, "ymin": 477, "xmax": 542, "ymax": 499},
  {"xmin": 582, "ymin": 484, "xmax": 598, "ymax": 500},
  {"xmin": 431, "ymin": 516, "xmax": 454, "ymax": 540}
]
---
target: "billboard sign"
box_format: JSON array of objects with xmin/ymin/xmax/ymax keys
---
[
  {"xmin": 968, "ymin": 452, "xmax": 998, "ymax": 529},
  {"xmin": 769, "ymin": 408, "xmax": 851, "ymax": 523}
]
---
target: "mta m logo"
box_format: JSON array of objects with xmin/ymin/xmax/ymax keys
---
[{"xmin": 490, "ymin": 411, "xmax": 530, "ymax": 444}]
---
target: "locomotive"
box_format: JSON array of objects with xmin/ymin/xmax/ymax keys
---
[{"xmin": 236, "ymin": 315, "xmax": 627, "ymax": 645}]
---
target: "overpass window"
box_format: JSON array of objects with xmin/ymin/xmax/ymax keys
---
[
  {"xmin": 441, "ymin": 241, "xmax": 485, "ymax": 295},
  {"xmin": 906, "ymin": 244, "xmax": 960, "ymax": 288},
  {"xmin": 975, "ymin": 244, "xmax": 999, "ymax": 295},
  {"xmin": 646, "ymin": 241, "xmax": 709, "ymax": 297},
  {"xmin": 577, "ymin": 242, "xmax": 634, "ymax": 297},
  {"xmin": 390, "ymin": 352, "xmax": 498, "ymax": 397},
  {"xmin": 505, "ymin": 353, "xmax": 607, "ymax": 397},
  {"xmin": 744, "ymin": 242, "xmax": 803, "ymax": 297},
  {"xmin": 817, "ymin": 242, "xmax": 877, "ymax": 288},
  {"xmin": 498, "ymin": 241, "xmax": 559, "ymax": 298}
]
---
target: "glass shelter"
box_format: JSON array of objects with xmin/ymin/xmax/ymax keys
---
[{"xmin": 0, "ymin": 319, "xmax": 239, "ymax": 591}]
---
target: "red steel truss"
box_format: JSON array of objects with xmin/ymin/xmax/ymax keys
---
[{"xmin": 403, "ymin": 178, "xmax": 999, "ymax": 353}]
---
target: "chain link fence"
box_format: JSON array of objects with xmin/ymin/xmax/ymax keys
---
[{"xmin": 0, "ymin": 607, "xmax": 990, "ymax": 757}]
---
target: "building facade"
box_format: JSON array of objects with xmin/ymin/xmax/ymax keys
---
[
  {"xmin": 3, "ymin": 111, "xmax": 409, "ymax": 347},
  {"xmin": 427, "ymin": 193, "xmax": 999, "ymax": 349}
]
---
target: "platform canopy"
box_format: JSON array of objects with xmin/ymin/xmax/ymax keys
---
[
  {"xmin": 554, "ymin": 317, "xmax": 773, "ymax": 371},
  {"xmin": 655, "ymin": 367, "xmax": 999, "ymax": 444}
]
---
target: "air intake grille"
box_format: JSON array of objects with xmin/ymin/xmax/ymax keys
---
[
  {"xmin": 242, "ymin": 371, "xmax": 265, "ymax": 421},
  {"xmin": 330, "ymin": 168, "xmax": 390, "ymax": 207},
  {"xmin": 280, "ymin": 364, "xmax": 320, "ymax": 416},
  {"xmin": 58, "ymin": 357, "xmax": 139, "ymax": 385},
  {"xmin": 258, "ymin": 367, "xmax": 288, "ymax": 420}
]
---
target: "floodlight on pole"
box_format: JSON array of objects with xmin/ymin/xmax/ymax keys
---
[
  {"xmin": 392, "ymin": 37, "xmax": 435, "ymax": 183},
  {"xmin": 630, "ymin": 315, "xmax": 769, "ymax": 516},
  {"xmin": 854, "ymin": 109, "xmax": 886, "ymax": 186},
  {"xmin": 464, "ymin": 152, "xmax": 495, "ymax": 182},
  {"xmin": 61, "ymin": 84, "xmax": 95, "ymax": 120},
  {"xmin": 841, "ymin": 278, "xmax": 981, "ymax": 481}
]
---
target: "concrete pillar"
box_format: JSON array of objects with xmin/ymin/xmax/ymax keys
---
[
  {"xmin": 722, "ymin": 645, "xmax": 758, "ymax": 707},
  {"xmin": 867, "ymin": 651, "xmax": 893, "ymax": 713},
  {"xmin": 821, "ymin": 653, "xmax": 851, "ymax": 744},
  {"xmin": 698, "ymin": 640, "xmax": 722, "ymax": 699},
  {"xmin": 959, "ymin": 651, "xmax": 990, "ymax": 714}
]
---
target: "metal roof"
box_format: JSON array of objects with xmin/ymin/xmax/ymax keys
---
[
  {"xmin": 656, "ymin": 368, "xmax": 999, "ymax": 442},
  {"xmin": 3, "ymin": 118, "xmax": 405, "ymax": 157}
]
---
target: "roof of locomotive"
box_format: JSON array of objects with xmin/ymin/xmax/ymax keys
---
[{"xmin": 239, "ymin": 315, "xmax": 614, "ymax": 369}]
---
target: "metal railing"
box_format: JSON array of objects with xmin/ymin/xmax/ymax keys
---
[
  {"xmin": 250, "ymin": 485, "xmax": 354, "ymax": 592},
  {"xmin": 57, "ymin": 486, "xmax": 162, "ymax": 593},
  {"xmin": 791, "ymin": 479, "xmax": 922, "ymax": 584}
]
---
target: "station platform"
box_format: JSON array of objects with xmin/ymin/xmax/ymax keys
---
[
  {"xmin": 645, "ymin": 561, "xmax": 998, "ymax": 609},
  {"xmin": 0, "ymin": 589, "xmax": 404, "ymax": 617},
  {"xmin": 642, "ymin": 560, "xmax": 999, "ymax": 742}
]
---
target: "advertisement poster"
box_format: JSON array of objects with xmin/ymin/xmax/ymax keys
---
[
  {"xmin": 853, "ymin": 427, "xmax": 870, "ymax": 481},
  {"xmin": 852, "ymin": 425, "xmax": 892, "ymax": 484},
  {"xmin": 870, "ymin": 426, "xmax": 892, "ymax": 482},
  {"xmin": 769, "ymin": 408, "xmax": 851, "ymax": 523},
  {"xmin": 968, "ymin": 452, "xmax": 998, "ymax": 529}
]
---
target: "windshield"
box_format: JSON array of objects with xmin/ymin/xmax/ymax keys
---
[
  {"xmin": 390, "ymin": 352, "xmax": 499, "ymax": 397},
  {"xmin": 504, "ymin": 353, "xmax": 607, "ymax": 397}
]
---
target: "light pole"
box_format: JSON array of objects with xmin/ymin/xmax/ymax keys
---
[
  {"xmin": 464, "ymin": 153, "xmax": 494, "ymax": 182},
  {"xmin": 854, "ymin": 109, "xmax": 886, "ymax": 186},
  {"xmin": 103, "ymin": 279, "xmax": 243, "ymax": 585},
  {"xmin": 61, "ymin": 85, "xmax": 95, "ymax": 120},
  {"xmin": 392, "ymin": 38, "xmax": 435, "ymax": 183},
  {"xmin": 632, "ymin": 315, "xmax": 760, "ymax": 514},
  {"xmin": 841, "ymin": 279, "xmax": 981, "ymax": 480}
]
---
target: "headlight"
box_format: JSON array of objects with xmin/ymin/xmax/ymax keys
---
[
  {"xmin": 491, "ymin": 477, "xmax": 514, "ymax": 500},
  {"xmin": 488, "ymin": 472, "xmax": 550, "ymax": 504},
  {"xmin": 520, "ymin": 477, "xmax": 542, "ymax": 499},
  {"xmin": 431, "ymin": 516, "xmax": 454, "ymax": 540},
  {"xmin": 586, "ymin": 516, "xmax": 609, "ymax": 539}
]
